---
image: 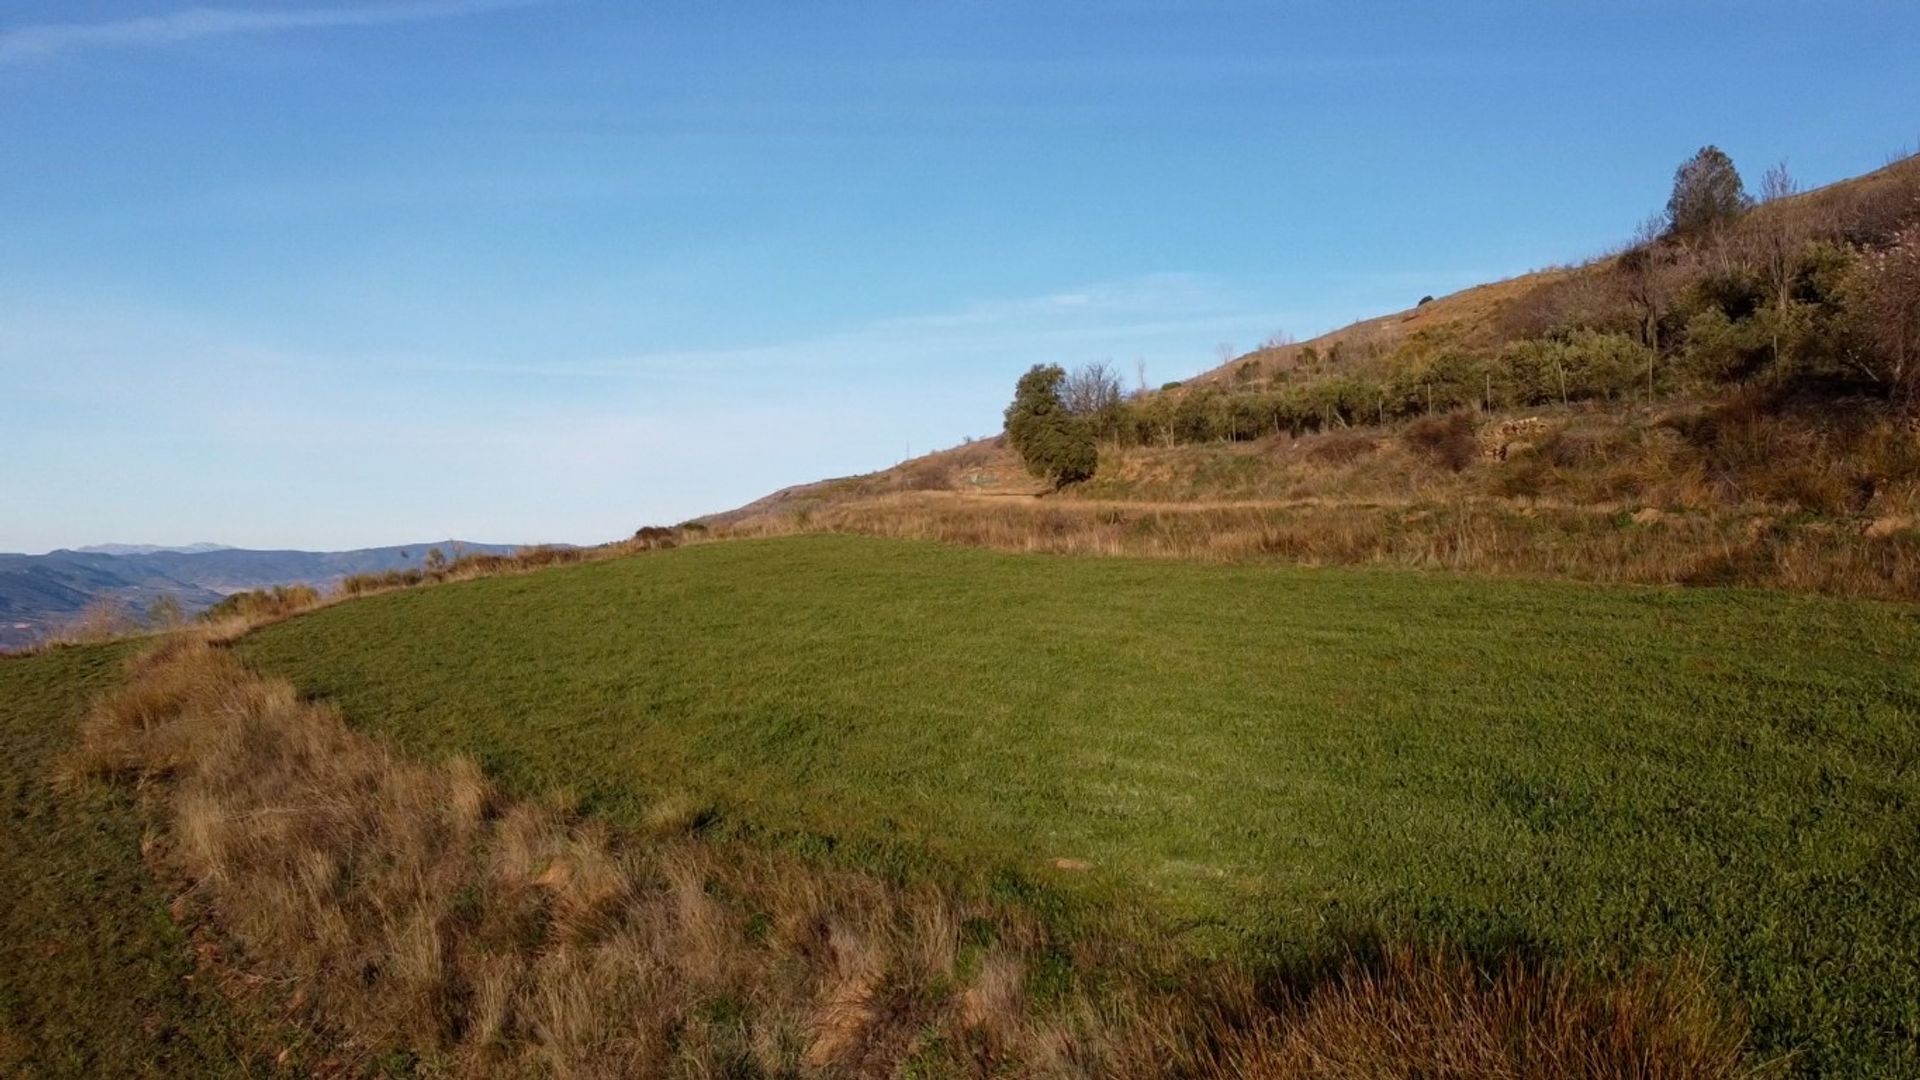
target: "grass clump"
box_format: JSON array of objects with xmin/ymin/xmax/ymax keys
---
[{"xmin": 1402, "ymin": 410, "xmax": 1480, "ymax": 471}]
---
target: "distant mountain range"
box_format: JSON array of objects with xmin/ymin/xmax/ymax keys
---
[
  {"xmin": 0, "ymin": 541, "xmax": 523, "ymax": 650},
  {"xmin": 70, "ymin": 542, "xmax": 235, "ymax": 556}
]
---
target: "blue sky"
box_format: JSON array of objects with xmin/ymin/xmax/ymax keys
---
[{"xmin": 3, "ymin": 1, "xmax": 1916, "ymax": 551}]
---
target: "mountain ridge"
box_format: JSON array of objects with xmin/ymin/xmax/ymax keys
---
[{"xmin": 0, "ymin": 540, "xmax": 528, "ymax": 650}]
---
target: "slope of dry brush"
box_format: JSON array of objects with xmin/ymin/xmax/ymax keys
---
[{"xmin": 74, "ymin": 637, "xmax": 1761, "ymax": 1078}]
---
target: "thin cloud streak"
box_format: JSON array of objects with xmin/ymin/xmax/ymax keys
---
[{"xmin": 0, "ymin": 0, "xmax": 539, "ymax": 63}]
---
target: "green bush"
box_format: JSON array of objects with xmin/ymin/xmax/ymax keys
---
[
  {"xmin": 1680, "ymin": 307, "xmax": 1771, "ymax": 383},
  {"xmin": 1004, "ymin": 364, "xmax": 1098, "ymax": 487}
]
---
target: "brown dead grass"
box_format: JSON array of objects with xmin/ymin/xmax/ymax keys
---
[
  {"xmin": 727, "ymin": 489, "xmax": 1920, "ymax": 602},
  {"xmin": 74, "ymin": 637, "xmax": 1763, "ymax": 1078}
]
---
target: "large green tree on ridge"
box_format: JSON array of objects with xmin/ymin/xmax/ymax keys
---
[
  {"xmin": 1005, "ymin": 363, "xmax": 1098, "ymax": 487},
  {"xmin": 1666, "ymin": 145, "xmax": 1752, "ymax": 237}
]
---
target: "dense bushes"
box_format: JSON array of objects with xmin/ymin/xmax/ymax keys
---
[{"xmin": 1065, "ymin": 152, "xmax": 1920, "ymax": 455}]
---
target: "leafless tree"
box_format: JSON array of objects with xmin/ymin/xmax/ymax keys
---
[
  {"xmin": 1756, "ymin": 161, "xmax": 1808, "ymax": 365},
  {"xmin": 1760, "ymin": 160, "xmax": 1799, "ymax": 204},
  {"xmin": 1619, "ymin": 215, "xmax": 1668, "ymax": 352},
  {"xmin": 1846, "ymin": 226, "xmax": 1920, "ymax": 405},
  {"xmin": 1061, "ymin": 361, "xmax": 1123, "ymax": 416},
  {"xmin": 1616, "ymin": 215, "xmax": 1672, "ymax": 398}
]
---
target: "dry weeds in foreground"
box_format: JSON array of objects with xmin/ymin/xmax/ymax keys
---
[{"xmin": 70, "ymin": 636, "xmax": 1764, "ymax": 1078}]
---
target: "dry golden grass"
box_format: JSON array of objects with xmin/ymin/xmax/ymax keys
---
[
  {"xmin": 75, "ymin": 637, "xmax": 1763, "ymax": 1078},
  {"xmin": 729, "ymin": 488, "xmax": 1920, "ymax": 603}
]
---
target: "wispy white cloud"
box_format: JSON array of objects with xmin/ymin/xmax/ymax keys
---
[{"xmin": 0, "ymin": 0, "xmax": 539, "ymax": 63}]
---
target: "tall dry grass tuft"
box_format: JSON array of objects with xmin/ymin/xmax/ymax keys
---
[
  {"xmin": 78, "ymin": 639, "xmax": 1765, "ymax": 1078},
  {"xmin": 1226, "ymin": 948, "xmax": 1753, "ymax": 1079}
]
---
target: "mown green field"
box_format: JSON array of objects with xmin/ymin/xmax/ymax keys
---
[
  {"xmin": 0, "ymin": 646, "xmax": 264, "ymax": 1077},
  {"xmin": 239, "ymin": 535, "xmax": 1920, "ymax": 1076}
]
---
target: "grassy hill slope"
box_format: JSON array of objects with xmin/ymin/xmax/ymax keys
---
[{"xmin": 237, "ymin": 534, "xmax": 1920, "ymax": 1076}]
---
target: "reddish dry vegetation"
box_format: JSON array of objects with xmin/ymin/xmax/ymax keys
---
[{"xmin": 75, "ymin": 636, "xmax": 1762, "ymax": 1078}]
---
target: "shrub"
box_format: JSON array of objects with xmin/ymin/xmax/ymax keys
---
[
  {"xmin": 1680, "ymin": 307, "xmax": 1772, "ymax": 383},
  {"xmin": 1302, "ymin": 431, "xmax": 1377, "ymax": 466},
  {"xmin": 896, "ymin": 458, "xmax": 953, "ymax": 492},
  {"xmin": 144, "ymin": 594, "xmax": 185, "ymax": 630},
  {"xmin": 199, "ymin": 584, "xmax": 321, "ymax": 623},
  {"xmin": 1403, "ymin": 410, "xmax": 1480, "ymax": 472},
  {"xmin": 53, "ymin": 599, "xmax": 141, "ymax": 644},
  {"xmin": 1841, "ymin": 225, "xmax": 1920, "ymax": 404},
  {"xmin": 1561, "ymin": 330, "xmax": 1656, "ymax": 399},
  {"xmin": 340, "ymin": 569, "xmax": 424, "ymax": 595},
  {"xmin": 1494, "ymin": 339, "xmax": 1567, "ymax": 406},
  {"xmin": 631, "ymin": 526, "xmax": 680, "ymax": 550}
]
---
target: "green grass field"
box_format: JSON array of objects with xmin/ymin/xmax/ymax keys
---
[
  {"xmin": 0, "ymin": 646, "xmax": 265, "ymax": 1077},
  {"xmin": 239, "ymin": 535, "xmax": 1920, "ymax": 1076}
]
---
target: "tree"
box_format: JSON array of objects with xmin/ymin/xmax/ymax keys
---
[
  {"xmin": 1760, "ymin": 159, "xmax": 1798, "ymax": 204},
  {"xmin": 1004, "ymin": 364, "xmax": 1098, "ymax": 487},
  {"xmin": 1618, "ymin": 215, "xmax": 1671, "ymax": 395},
  {"xmin": 425, "ymin": 546, "xmax": 448, "ymax": 573},
  {"xmin": 1755, "ymin": 161, "xmax": 1809, "ymax": 368},
  {"xmin": 1666, "ymin": 146, "xmax": 1752, "ymax": 237},
  {"xmin": 1060, "ymin": 361, "xmax": 1123, "ymax": 417}
]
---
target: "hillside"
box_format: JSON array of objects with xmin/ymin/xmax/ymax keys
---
[{"xmin": 710, "ymin": 153, "xmax": 1920, "ymax": 604}]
